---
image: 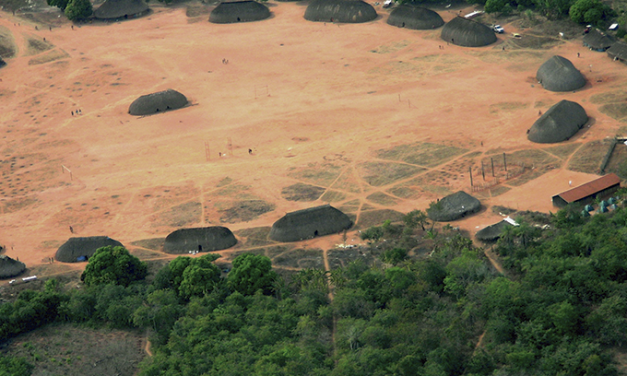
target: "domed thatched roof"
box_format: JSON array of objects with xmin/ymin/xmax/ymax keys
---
[
  {"xmin": 163, "ymin": 227, "xmax": 237, "ymax": 254},
  {"xmin": 55, "ymin": 236, "xmax": 124, "ymax": 263},
  {"xmin": 129, "ymin": 89, "xmax": 188, "ymax": 116},
  {"xmin": 270, "ymin": 204, "xmax": 353, "ymax": 242},
  {"xmin": 304, "ymin": 0, "xmax": 377, "ymax": 23},
  {"xmin": 209, "ymin": 1, "xmax": 271, "ymax": 23},
  {"xmin": 476, "ymin": 220, "xmax": 512, "ymax": 242},
  {"xmin": 583, "ymin": 29, "xmax": 614, "ymax": 51},
  {"xmin": 607, "ymin": 41, "xmax": 627, "ymax": 63},
  {"xmin": 427, "ymin": 191, "xmax": 481, "ymax": 222},
  {"xmin": 440, "ymin": 17, "xmax": 496, "ymax": 47},
  {"xmin": 528, "ymin": 100, "xmax": 588, "ymax": 144},
  {"xmin": 94, "ymin": 0, "xmax": 149, "ymax": 20},
  {"xmin": 536, "ymin": 56, "xmax": 586, "ymax": 92},
  {"xmin": 387, "ymin": 5, "xmax": 444, "ymax": 30},
  {"xmin": 0, "ymin": 255, "xmax": 26, "ymax": 279}
]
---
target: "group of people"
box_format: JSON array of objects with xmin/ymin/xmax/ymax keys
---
[{"xmin": 71, "ymin": 109, "xmax": 83, "ymax": 116}]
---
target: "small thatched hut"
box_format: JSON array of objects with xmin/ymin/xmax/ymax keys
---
[
  {"xmin": 607, "ymin": 41, "xmax": 627, "ymax": 63},
  {"xmin": 94, "ymin": 0, "xmax": 149, "ymax": 20},
  {"xmin": 0, "ymin": 255, "xmax": 26, "ymax": 279},
  {"xmin": 128, "ymin": 89, "xmax": 188, "ymax": 116},
  {"xmin": 209, "ymin": 1, "xmax": 271, "ymax": 24},
  {"xmin": 583, "ymin": 29, "xmax": 614, "ymax": 51},
  {"xmin": 163, "ymin": 227, "xmax": 237, "ymax": 254},
  {"xmin": 536, "ymin": 55, "xmax": 586, "ymax": 92},
  {"xmin": 427, "ymin": 191, "xmax": 481, "ymax": 221},
  {"xmin": 527, "ymin": 100, "xmax": 588, "ymax": 144},
  {"xmin": 475, "ymin": 220, "xmax": 512, "ymax": 242},
  {"xmin": 270, "ymin": 204, "xmax": 353, "ymax": 242},
  {"xmin": 387, "ymin": 5, "xmax": 444, "ymax": 30},
  {"xmin": 440, "ymin": 17, "xmax": 496, "ymax": 47},
  {"xmin": 304, "ymin": 0, "xmax": 377, "ymax": 23},
  {"xmin": 55, "ymin": 236, "xmax": 124, "ymax": 263}
]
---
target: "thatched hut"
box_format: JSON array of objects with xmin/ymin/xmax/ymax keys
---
[
  {"xmin": 536, "ymin": 56, "xmax": 586, "ymax": 92},
  {"xmin": 427, "ymin": 191, "xmax": 481, "ymax": 221},
  {"xmin": 0, "ymin": 255, "xmax": 26, "ymax": 279},
  {"xmin": 527, "ymin": 100, "xmax": 588, "ymax": 144},
  {"xmin": 440, "ymin": 17, "xmax": 496, "ymax": 47},
  {"xmin": 94, "ymin": 0, "xmax": 149, "ymax": 20},
  {"xmin": 304, "ymin": 0, "xmax": 377, "ymax": 23},
  {"xmin": 475, "ymin": 220, "xmax": 512, "ymax": 242},
  {"xmin": 209, "ymin": 1, "xmax": 271, "ymax": 24},
  {"xmin": 270, "ymin": 204, "xmax": 353, "ymax": 242},
  {"xmin": 128, "ymin": 89, "xmax": 188, "ymax": 116},
  {"xmin": 163, "ymin": 227, "xmax": 237, "ymax": 254},
  {"xmin": 583, "ymin": 29, "xmax": 614, "ymax": 51},
  {"xmin": 55, "ymin": 236, "xmax": 124, "ymax": 263},
  {"xmin": 607, "ymin": 41, "xmax": 627, "ymax": 63},
  {"xmin": 387, "ymin": 5, "xmax": 444, "ymax": 30}
]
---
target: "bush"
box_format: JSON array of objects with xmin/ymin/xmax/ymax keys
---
[
  {"xmin": 81, "ymin": 246, "xmax": 147, "ymax": 286},
  {"xmin": 64, "ymin": 0, "xmax": 92, "ymax": 20}
]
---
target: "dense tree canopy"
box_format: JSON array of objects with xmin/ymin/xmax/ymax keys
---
[
  {"xmin": 64, "ymin": 0, "xmax": 93, "ymax": 21},
  {"xmin": 80, "ymin": 246, "xmax": 147, "ymax": 286},
  {"xmin": 227, "ymin": 253, "xmax": 278, "ymax": 296}
]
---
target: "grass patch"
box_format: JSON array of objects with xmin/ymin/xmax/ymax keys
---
[
  {"xmin": 272, "ymin": 248, "xmax": 324, "ymax": 269},
  {"xmin": 320, "ymin": 190, "xmax": 346, "ymax": 203},
  {"xmin": 376, "ymin": 142, "xmax": 467, "ymax": 167},
  {"xmin": 281, "ymin": 183, "xmax": 325, "ymax": 201},
  {"xmin": 0, "ymin": 26, "xmax": 16, "ymax": 58},
  {"xmin": 218, "ymin": 200, "xmax": 275, "ymax": 223},
  {"xmin": 357, "ymin": 209, "xmax": 404, "ymax": 228},
  {"xmin": 233, "ymin": 227, "xmax": 273, "ymax": 247},
  {"xmin": 599, "ymin": 103, "xmax": 627, "ymax": 122},
  {"xmin": 287, "ymin": 162, "xmax": 345, "ymax": 186},
  {"xmin": 28, "ymin": 49, "xmax": 69, "ymax": 65},
  {"xmin": 543, "ymin": 143, "xmax": 581, "ymax": 160},
  {"xmin": 130, "ymin": 238, "xmax": 165, "ymax": 251},
  {"xmin": 589, "ymin": 90, "xmax": 627, "ymax": 105},
  {"xmin": 26, "ymin": 37, "xmax": 53, "ymax": 55},
  {"xmin": 330, "ymin": 168, "xmax": 363, "ymax": 193},
  {"xmin": 338, "ymin": 199, "xmax": 361, "ymax": 213},
  {"xmin": 186, "ymin": 3, "xmax": 210, "ymax": 17},
  {"xmin": 358, "ymin": 161, "xmax": 424, "ymax": 186},
  {"xmin": 489, "ymin": 102, "xmax": 529, "ymax": 114},
  {"xmin": 568, "ymin": 140, "xmax": 607, "ymax": 174},
  {"xmin": 509, "ymin": 34, "xmax": 562, "ymax": 49},
  {"xmin": 154, "ymin": 201, "xmax": 201, "ymax": 227},
  {"xmin": 366, "ymin": 192, "xmax": 399, "ymax": 206}
]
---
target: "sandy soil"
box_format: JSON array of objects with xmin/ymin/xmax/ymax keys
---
[{"xmin": 0, "ymin": 2, "xmax": 623, "ymax": 275}]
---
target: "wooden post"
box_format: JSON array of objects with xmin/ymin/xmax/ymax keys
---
[
  {"xmin": 491, "ymin": 158, "xmax": 495, "ymax": 177},
  {"xmin": 469, "ymin": 166, "xmax": 473, "ymax": 187},
  {"xmin": 481, "ymin": 162, "xmax": 485, "ymax": 181},
  {"xmin": 503, "ymin": 153, "xmax": 507, "ymax": 171},
  {"xmin": 205, "ymin": 142, "xmax": 210, "ymax": 162}
]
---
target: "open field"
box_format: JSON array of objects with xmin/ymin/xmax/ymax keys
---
[{"xmin": 0, "ymin": 0, "xmax": 624, "ymax": 279}]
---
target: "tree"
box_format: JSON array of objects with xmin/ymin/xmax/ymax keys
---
[
  {"xmin": 47, "ymin": 0, "xmax": 69, "ymax": 11},
  {"xmin": 81, "ymin": 246, "xmax": 147, "ymax": 286},
  {"xmin": 227, "ymin": 253, "xmax": 277, "ymax": 295},
  {"xmin": 570, "ymin": 0, "xmax": 603, "ymax": 23},
  {"xmin": 0, "ymin": 354, "xmax": 33, "ymax": 376},
  {"xmin": 403, "ymin": 210, "xmax": 429, "ymax": 232},
  {"xmin": 64, "ymin": 0, "xmax": 92, "ymax": 21},
  {"xmin": 485, "ymin": 0, "xmax": 508, "ymax": 13},
  {"xmin": 178, "ymin": 254, "xmax": 222, "ymax": 299}
]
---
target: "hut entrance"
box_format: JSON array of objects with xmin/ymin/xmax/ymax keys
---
[{"xmin": 314, "ymin": 230, "xmax": 319, "ymax": 237}]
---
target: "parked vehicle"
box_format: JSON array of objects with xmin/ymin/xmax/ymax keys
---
[{"xmin": 493, "ymin": 25, "xmax": 504, "ymax": 33}]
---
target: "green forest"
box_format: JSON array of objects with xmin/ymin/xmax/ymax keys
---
[{"xmin": 3, "ymin": 197, "xmax": 627, "ymax": 375}]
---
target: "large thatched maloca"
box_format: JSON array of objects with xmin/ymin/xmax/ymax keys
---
[
  {"xmin": 128, "ymin": 89, "xmax": 188, "ymax": 116},
  {"xmin": 440, "ymin": 17, "xmax": 496, "ymax": 47},
  {"xmin": 304, "ymin": 0, "xmax": 377, "ymax": 23},
  {"xmin": 536, "ymin": 56, "xmax": 586, "ymax": 92},
  {"xmin": 427, "ymin": 191, "xmax": 481, "ymax": 221},
  {"xmin": 270, "ymin": 204, "xmax": 353, "ymax": 242},
  {"xmin": 209, "ymin": 1, "xmax": 271, "ymax": 24},
  {"xmin": 0, "ymin": 255, "xmax": 26, "ymax": 279},
  {"xmin": 94, "ymin": 0, "xmax": 150, "ymax": 20},
  {"xmin": 163, "ymin": 227, "xmax": 237, "ymax": 254},
  {"xmin": 528, "ymin": 100, "xmax": 588, "ymax": 144},
  {"xmin": 387, "ymin": 5, "xmax": 444, "ymax": 30},
  {"xmin": 55, "ymin": 236, "xmax": 124, "ymax": 263}
]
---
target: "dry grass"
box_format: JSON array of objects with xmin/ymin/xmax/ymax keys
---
[
  {"xmin": 281, "ymin": 183, "xmax": 325, "ymax": 201},
  {"xmin": 28, "ymin": 49, "xmax": 69, "ymax": 65},
  {"xmin": 357, "ymin": 161, "xmax": 425, "ymax": 187},
  {"xmin": 217, "ymin": 200, "xmax": 276, "ymax": 223},
  {"xmin": 0, "ymin": 25, "xmax": 16, "ymax": 58},
  {"xmin": 356, "ymin": 209, "xmax": 404, "ymax": 228},
  {"xmin": 366, "ymin": 192, "xmax": 399, "ymax": 206},
  {"xmin": 272, "ymin": 248, "xmax": 324, "ymax": 269},
  {"xmin": 568, "ymin": 140, "xmax": 608, "ymax": 173}
]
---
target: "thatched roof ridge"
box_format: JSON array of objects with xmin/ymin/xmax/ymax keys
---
[
  {"xmin": 94, "ymin": 0, "xmax": 149, "ymax": 20},
  {"xmin": 0, "ymin": 255, "xmax": 26, "ymax": 279},
  {"xmin": 536, "ymin": 55, "xmax": 586, "ymax": 92},
  {"xmin": 475, "ymin": 220, "xmax": 512, "ymax": 242},
  {"xmin": 387, "ymin": 5, "xmax": 444, "ymax": 30},
  {"xmin": 129, "ymin": 89, "xmax": 188, "ymax": 116},
  {"xmin": 270, "ymin": 204, "xmax": 353, "ymax": 242},
  {"xmin": 607, "ymin": 41, "xmax": 627, "ymax": 62},
  {"xmin": 583, "ymin": 29, "xmax": 614, "ymax": 51},
  {"xmin": 55, "ymin": 236, "xmax": 124, "ymax": 263},
  {"xmin": 163, "ymin": 227, "xmax": 237, "ymax": 254},
  {"xmin": 427, "ymin": 191, "xmax": 481, "ymax": 222},
  {"xmin": 528, "ymin": 100, "xmax": 588, "ymax": 144},
  {"xmin": 209, "ymin": 1, "xmax": 271, "ymax": 24},
  {"xmin": 304, "ymin": 0, "xmax": 377, "ymax": 23},
  {"xmin": 440, "ymin": 17, "xmax": 496, "ymax": 47}
]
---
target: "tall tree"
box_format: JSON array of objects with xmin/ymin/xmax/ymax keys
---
[
  {"xmin": 80, "ymin": 246, "xmax": 147, "ymax": 286},
  {"xmin": 228, "ymin": 253, "xmax": 278, "ymax": 296}
]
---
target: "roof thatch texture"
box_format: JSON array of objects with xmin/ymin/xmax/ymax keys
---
[
  {"xmin": 163, "ymin": 227, "xmax": 237, "ymax": 254},
  {"xmin": 427, "ymin": 191, "xmax": 481, "ymax": 222},
  {"xmin": 94, "ymin": 0, "xmax": 149, "ymax": 20},
  {"xmin": 209, "ymin": 1, "xmax": 271, "ymax": 23},
  {"xmin": 607, "ymin": 41, "xmax": 627, "ymax": 62},
  {"xmin": 0, "ymin": 255, "xmax": 26, "ymax": 279},
  {"xmin": 304, "ymin": 0, "xmax": 377, "ymax": 23},
  {"xmin": 387, "ymin": 5, "xmax": 444, "ymax": 30},
  {"xmin": 536, "ymin": 55, "xmax": 586, "ymax": 92},
  {"xmin": 475, "ymin": 220, "xmax": 512, "ymax": 242},
  {"xmin": 528, "ymin": 100, "xmax": 588, "ymax": 144},
  {"xmin": 55, "ymin": 236, "xmax": 124, "ymax": 263},
  {"xmin": 269, "ymin": 204, "xmax": 353, "ymax": 242},
  {"xmin": 128, "ymin": 89, "xmax": 188, "ymax": 116},
  {"xmin": 440, "ymin": 17, "xmax": 496, "ymax": 47},
  {"xmin": 583, "ymin": 29, "xmax": 614, "ymax": 51}
]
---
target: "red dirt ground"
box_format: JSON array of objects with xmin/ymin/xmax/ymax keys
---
[{"xmin": 0, "ymin": 2, "xmax": 623, "ymax": 276}]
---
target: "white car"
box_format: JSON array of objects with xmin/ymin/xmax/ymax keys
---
[
  {"xmin": 493, "ymin": 25, "xmax": 504, "ymax": 33},
  {"xmin": 383, "ymin": 0, "xmax": 393, "ymax": 8}
]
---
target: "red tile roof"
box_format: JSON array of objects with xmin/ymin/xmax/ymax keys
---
[{"xmin": 557, "ymin": 173, "xmax": 621, "ymax": 203}]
